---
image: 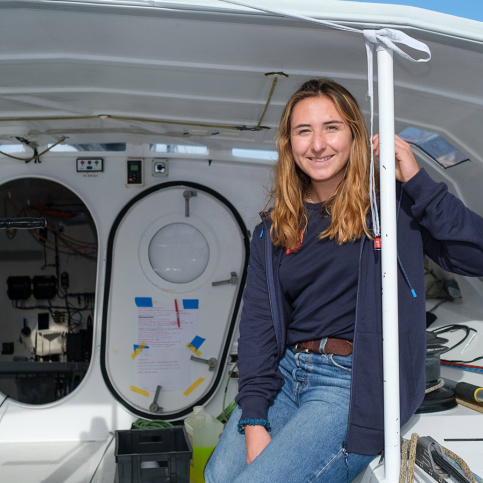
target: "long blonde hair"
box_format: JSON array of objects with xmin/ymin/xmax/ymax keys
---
[{"xmin": 270, "ymin": 78, "xmax": 374, "ymax": 250}]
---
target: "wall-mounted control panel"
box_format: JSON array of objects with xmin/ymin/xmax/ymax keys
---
[
  {"xmin": 127, "ymin": 158, "xmax": 144, "ymax": 186},
  {"xmin": 76, "ymin": 158, "xmax": 104, "ymax": 172},
  {"xmin": 152, "ymin": 158, "xmax": 169, "ymax": 177}
]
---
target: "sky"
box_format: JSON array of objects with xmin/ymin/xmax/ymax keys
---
[{"xmin": 344, "ymin": 0, "xmax": 483, "ymax": 22}]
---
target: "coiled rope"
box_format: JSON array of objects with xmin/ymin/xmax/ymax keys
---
[{"xmin": 399, "ymin": 433, "xmax": 477, "ymax": 483}]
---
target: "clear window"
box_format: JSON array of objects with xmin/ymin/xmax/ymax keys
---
[
  {"xmin": 232, "ymin": 148, "xmax": 278, "ymax": 161},
  {"xmin": 148, "ymin": 223, "xmax": 210, "ymax": 284},
  {"xmin": 399, "ymin": 127, "xmax": 469, "ymax": 168},
  {"xmin": 149, "ymin": 144, "xmax": 208, "ymax": 155},
  {"xmin": 0, "ymin": 144, "xmax": 25, "ymax": 153},
  {"xmin": 49, "ymin": 143, "xmax": 126, "ymax": 152}
]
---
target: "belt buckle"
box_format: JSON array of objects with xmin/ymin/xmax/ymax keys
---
[{"xmin": 293, "ymin": 343, "xmax": 310, "ymax": 354}]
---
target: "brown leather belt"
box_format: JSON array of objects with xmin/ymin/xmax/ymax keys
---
[{"xmin": 294, "ymin": 338, "xmax": 353, "ymax": 356}]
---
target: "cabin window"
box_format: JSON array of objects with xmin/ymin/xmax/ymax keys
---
[
  {"xmin": 149, "ymin": 144, "xmax": 208, "ymax": 155},
  {"xmin": 48, "ymin": 142, "xmax": 126, "ymax": 152},
  {"xmin": 232, "ymin": 148, "xmax": 278, "ymax": 161},
  {"xmin": 399, "ymin": 127, "xmax": 469, "ymax": 168},
  {"xmin": 0, "ymin": 178, "xmax": 97, "ymax": 405},
  {"xmin": 0, "ymin": 144, "xmax": 25, "ymax": 153}
]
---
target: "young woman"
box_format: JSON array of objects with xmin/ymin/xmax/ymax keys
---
[{"xmin": 204, "ymin": 79, "xmax": 483, "ymax": 482}]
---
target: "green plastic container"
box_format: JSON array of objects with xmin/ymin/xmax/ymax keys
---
[{"xmin": 184, "ymin": 407, "xmax": 224, "ymax": 483}]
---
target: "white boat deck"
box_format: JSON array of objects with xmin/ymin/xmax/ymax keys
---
[
  {"xmin": 0, "ymin": 437, "xmax": 117, "ymax": 483},
  {"xmin": 1, "ymin": 402, "xmax": 481, "ymax": 483}
]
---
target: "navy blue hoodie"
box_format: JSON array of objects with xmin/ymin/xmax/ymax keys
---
[{"xmin": 235, "ymin": 169, "xmax": 483, "ymax": 455}]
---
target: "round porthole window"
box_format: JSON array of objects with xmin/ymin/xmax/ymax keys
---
[{"xmin": 148, "ymin": 223, "xmax": 210, "ymax": 284}]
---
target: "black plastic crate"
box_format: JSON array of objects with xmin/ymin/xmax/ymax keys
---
[{"xmin": 115, "ymin": 427, "xmax": 192, "ymax": 483}]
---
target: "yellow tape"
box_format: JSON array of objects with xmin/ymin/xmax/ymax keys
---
[
  {"xmin": 131, "ymin": 342, "xmax": 147, "ymax": 360},
  {"xmin": 130, "ymin": 385, "xmax": 150, "ymax": 397},
  {"xmin": 184, "ymin": 377, "xmax": 205, "ymax": 396},
  {"xmin": 186, "ymin": 342, "xmax": 202, "ymax": 357}
]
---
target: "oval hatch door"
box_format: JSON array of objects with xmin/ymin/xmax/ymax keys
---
[{"xmin": 102, "ymin": 182, "xmax": 248, "ymax": 420}]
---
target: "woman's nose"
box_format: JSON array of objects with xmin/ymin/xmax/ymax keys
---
[{"xmin": 311, "ymin": 132, "xmax": 327, "ymax": 152}]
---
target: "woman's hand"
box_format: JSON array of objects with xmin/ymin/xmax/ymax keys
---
[
  {"xmin": 244, "ymin": 425, "xmax": 272, "ymax": 465},
  {"xmin": 372, "ymin": 134, "xmax": 420, "ymax": 183}
]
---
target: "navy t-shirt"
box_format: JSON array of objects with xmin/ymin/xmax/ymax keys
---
[{"xmin": 279, "ymin": 202, "xmax": 359, "ymax": 344}]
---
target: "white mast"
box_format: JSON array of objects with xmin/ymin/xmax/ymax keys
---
[{"xmin": 377, "ymin": 45, "xmax": 401, "ymax": 482}]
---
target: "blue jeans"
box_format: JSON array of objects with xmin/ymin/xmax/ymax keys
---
[{"xmin": 205, "ymin": 345, "xmax": 377, "ymax": 482}]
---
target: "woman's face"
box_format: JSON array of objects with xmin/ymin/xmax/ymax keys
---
[{"xmin": 290, "ymin": 95, "xmax": 352, "ymax": 199}]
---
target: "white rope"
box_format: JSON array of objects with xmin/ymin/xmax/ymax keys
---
[
  {"xmin": 365, "ymin": 38, "xmax": 380, "ymax": 238},
  {"xmin": 215, "ymin": 0, "xmax": 360, "ymax": 34},
  {"xmin": 363, "ymin": 30, "xmax": 430, "ymax": 237},
  {"xmin": 216, "ymin": 0, "xmax": 431, "ymax": 63}
]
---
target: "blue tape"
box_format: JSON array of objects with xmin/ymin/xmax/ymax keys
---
[
  {"xmin": 183, "ymin": 299, "xmax": 199, "ymax": 309},
  {"xmin": 190, "ymin": 335, "xmax": 206, "ymax": 350},
  {"xmin": 135, "ymin": 297, "xmax": 153, "ymax": 307},
  {"xmin": 134, "ymin": 344, "xmax": 149, "ymax": 351}
]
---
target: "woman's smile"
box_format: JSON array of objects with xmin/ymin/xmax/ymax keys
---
[{"xmin": 308, "ymin": 155, "xmax": 333, "ymax": 163}]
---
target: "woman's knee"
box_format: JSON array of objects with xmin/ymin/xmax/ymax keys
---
[
  {"xmin": 204, "ymin": 411, "xmax": 247, "ymax": 482},
  {"xmin": 204, "ymin": 444, "xmax": 226, "ymax": 483},
  {"xmin": 203, "ymin": 452, "xmax": 216, "ymax": 483},
  {"xmin": 204, "ymin": 443, "xmax": 246, "ymax": 483}
]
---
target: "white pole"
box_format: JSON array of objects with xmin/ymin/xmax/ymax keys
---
[{"xmin": 376, "ymin": 45, "xmax": 401, "ymax": 482}]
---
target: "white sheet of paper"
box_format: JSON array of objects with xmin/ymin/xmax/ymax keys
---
[
  {"xmin": 136, "ymin": 305, "xmax": 198, "ymax": 391},
  {"xmin": 136, "ymin": 348, "xmax": 192, "ymax": 391},
  {"xmin": 137, "ymin": 306, "xmax": 197, "ymax": 348}
]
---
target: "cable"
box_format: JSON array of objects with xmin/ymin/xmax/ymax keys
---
[
  {"xmin": 255, "ymin": 75, "xmax": 285, "ymax": 131},
  {"xmin": 12, "ymin": 295, "xmax": 94, "ymax": 313},
  {"xmin": 428, "ymin": 299, "xmax": 449, "ymax": 313},
  {"xmin": 443, "ymin": 355, "xmax": 483, "ymax": 365},
  {"xmin": 131, "ymin": 418, "xmax": 177, "ymax": 429},
  {"xmin": 0, "ymin": 137, "xmax": 66, "ymax": 163},
  {"xmin": 0, "ymin": 395, "xmax": 10, "ymax": 409},
  {"xmin": 217, "ymin": 400, "xmax": 237, "ymax": 424},
  {"xmin": 433, "ymin": 324, "xmax": 482, "ymax": 364},
  {"xmin": 432, "ymin": 324, "xmax": 477, "ymax": 353},
  {"xmin": 3, "ymin": 196, "xmax": 98, "ymax": 259},
  {"xmin": 217, "ymin": 362, "xmax": 238, "ymax": 424}
]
